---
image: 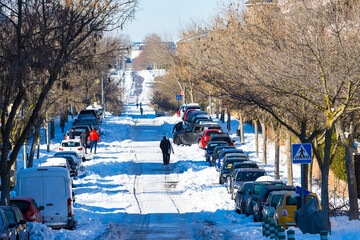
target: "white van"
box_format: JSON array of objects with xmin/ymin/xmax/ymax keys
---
[{"xmin": 15, "ymin": 167, "xmax": 75, "ymax": 229}]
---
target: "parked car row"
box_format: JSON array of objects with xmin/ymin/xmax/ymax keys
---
[
  {"xmin": 3, "ymin": 107, "xmax": 99, "ymax": 235},
  {"xmin": 175, "ymin": 103, "xmax": 322, "ymax": 230}
]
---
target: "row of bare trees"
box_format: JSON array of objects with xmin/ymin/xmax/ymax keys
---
[
  {"xmin": 0, "ymin": 0, "xmax": 137, "ymax": 205},
  {"xmin": 148, "ymin": 0, "xmax": 360, "ymax": 230}
]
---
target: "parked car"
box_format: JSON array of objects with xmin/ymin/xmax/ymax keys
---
[
  {"xmin": 229, "ymin": 168, "xmax": 267, "ymax": 199},
  {"xmin": 253, "ymin": 185, "xmax": 296, "ymax": 222},
  {"xmin": 196, "ymin": 119, "xmax": 214, "ymax": 125},
  {"xmin": 271, "ymin": 192, "xmax": 321, "ymax": 228},
  {"xmin": 261, "ymin": 191, "xmax": 295, "ymax": 223},
  {"xmin": 219, "ymin": 159, "xmax": 254, "ymax": 185},
  {"xmin": 183, "ymin": 109, "xmax": 201, "ymax": 122},
  {"xmin": 235, "ymin": 182, "xmax": 254, "ymax": 214},
  {"xmin": 211, "ymin": 146, "xmax": 236, "ymax": 166},
  {"xmin": 64, "ymin": 125, "xmax": 91, "ymax": 140},
  {"xmin": 0, "ymin": 208, "xmax": 17, "ymax": 240},
  {"xmin": 39, "ymin": 157, "xmax": 73, "ymax": 176},
  {"xmin": 79, "ymin": 109, "xmax": 101, "ymax": 122},
  {"xmin": 206, "ymin": 134, "xmax": 234, "ymax": 150},
  {"xmin": 227, "ymin": 161, "xmax": 259, "ymax": 193},
  {"xmin": 182, "ymin": 103, "xmax": 201, "ymax": 119},
  {"xmin": 59, "ymin": 139, "xmax": 86, "ymax": 161},
  {"xmin": 54, "ymin": 151, "xmax": 82, "ymax": 166},
  {"xmin": 173, "ymin": 124, "xmax": 204, "ymax": 145},
  {"xmin": 16, "ymin": 167, "xmax": 75, "ymax": 229},
  {"xmin": 199, "ymin": 129, "xmax": 223, "ymax": 149},
  {"xmin": 73, "ymin": 118, "xmax": 100, "ymax": 134},
  {"xmin": 185, "ymin": 110, "xmax": 207, "ymax": 122},
  {"xmin": 244, "ymin": 180, "xmax": 286, "ymax": 217},
  {"xmin": 0, "ymin": 206, "xmax": 29, "ymax": 240},
  {"xmin": 10, "ymin": 197, "xmax": 44, "ymax": 223},
  {"xmin": 215, "ymin": 149, "xmax": 245, "ymax": 171},
  {"xmin": 50, "ymin": 155, "xmax": 81, "ymax": 176},
  {"xmin": 204, "ymin": 141, "xmax": 230, "ymax": 164}
]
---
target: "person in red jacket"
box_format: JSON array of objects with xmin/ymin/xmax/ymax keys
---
[{"xmin": 89, "ymin": 129, "xmax": 100, "ymax": 154}]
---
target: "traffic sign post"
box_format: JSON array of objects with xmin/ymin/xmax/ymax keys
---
[
  {"xmin": 292, "ymin": 143, "xmax": 312, "ymax": 208},
  {"xmin": 176, "ymin": 95, "xmax": 182, "ymax": 108},
  {"xmin": 179, "ymin": 90, "xmax": 184, "ymax": 96}
]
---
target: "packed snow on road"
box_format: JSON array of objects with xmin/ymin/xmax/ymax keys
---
[{"xmin": 21, "ymin": 70, "xmax": 360, "ymax": 240}]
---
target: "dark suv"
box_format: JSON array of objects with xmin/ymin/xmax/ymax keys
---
[
  {"xmin": 211, "ymin": 146, "xmax": 236, "ymax": 166},
  {"xmin": 205, "ymin": 141, "xmax": 229, "ymax": 163},
  {"xmin": 253, "ymin": 185, "xmax": 296, "ymax": 222}
]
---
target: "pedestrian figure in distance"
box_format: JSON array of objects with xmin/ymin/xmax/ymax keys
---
[
  {"xmin": 68, "ymin": 129, "xmax": 75, "ymax": 139},
  {"xmin": 160, "ymin": 136, "xmax": 174, "ymax": 165},
  {"xmin": 136, "ymin": 102, "xmax": 139, "ymax": 108},
  {"xmin": 140, "ymin": 102, "xmax": 142, "ymax": 108},
  {"xmin": 80, "ymin": 130, "xmax": 90, "ymax": 154},
  {"xmin": 89, "ymin": 129, "xmax": 100, "ymax": 154},
  {"xmin": 140, "ymin": 107, "xmax": 144, "ymax": 115}
]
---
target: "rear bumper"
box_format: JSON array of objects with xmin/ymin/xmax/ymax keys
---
[{"xmin": 46, "ymin": 217, "xmax": 74, "ymax": 229}]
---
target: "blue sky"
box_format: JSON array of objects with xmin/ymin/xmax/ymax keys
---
[{"xmin": 120, "ymin": 0, "xmax": 221, "ymax": 42}]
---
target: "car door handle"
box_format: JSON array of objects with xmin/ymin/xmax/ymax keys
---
[{"xmin": 46, "ymin": 203, "xmax": 54, "ymax": 206}]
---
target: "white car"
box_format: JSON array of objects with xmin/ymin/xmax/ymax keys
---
[
  {"xmin": 59, "ymin": 139, "xmax": 86, "ymax": 161},
  {"xmin": 54, "ymin": 151, "xmax": 82, "ymax": 166}
]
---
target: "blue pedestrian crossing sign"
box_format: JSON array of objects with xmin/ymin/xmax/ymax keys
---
[
  {"xmin": 176, "ymin": 95, "xmax": 182, "ymax": 101},
  {"xmin": 292, "ymin": 143, "xmax": 312, "ymax": 164}
]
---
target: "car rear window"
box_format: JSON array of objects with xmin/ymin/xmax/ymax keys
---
[
  {"xmin": 271, "ymin": 195, "xmax": 283, "ymax": 206},
  {"xmin": 206, "ymin": 131, "xmax": 219, "ymax": 136},
  {"xmin": 236, "ymin": 164, "xmax": 257, "ymax": 169},
  {"xmin": 286, "ymin": 195, "xmax": 316, "ymax": 205},
  {"xmin": 62, "ymin": 142, "xmax": 80, "ymax": 147},
  {"xmin": 10, "ymin": 201, "xmax": 30, "ymax": 214},
  {"xmin": 236, "ymin": 172, "xmax": 265, "ymax": 181}
]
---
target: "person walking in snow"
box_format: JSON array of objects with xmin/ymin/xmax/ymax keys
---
[
  {"xmin": 89, "ymin": 129, "xmax": 100, "ymax": 154},
  {"xmin": 140, "ymin": 107, "xmax": 144, "ymax": 115},
  {"xmin": 160, "ymin": 136, "xmax": 174, "ymax": 165},
  {"xmin": 80, "ymin": 130, "xmax": 89, "ymax": 154}
]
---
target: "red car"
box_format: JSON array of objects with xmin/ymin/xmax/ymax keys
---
[
  {"xmin": 10, "ymin": 197, "xmax": 44, "ymax": 223},
  {"xmin": 199, "ymin": 129, "xmax": 223, "ymax": 149}
]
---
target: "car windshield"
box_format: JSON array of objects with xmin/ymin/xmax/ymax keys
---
[
  {"xmin": 236, "ymin": 172, "xmax": 265, "ymax": 182},
  {"xmin": 62, "ymin": 142, "xmax": 80, "ymax": 147}
]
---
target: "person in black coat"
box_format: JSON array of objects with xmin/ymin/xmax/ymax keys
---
[
  {"xmin": 68, "ymin": 129, "xmax": 75, "ymax": 139},
  {"xmin": 80, "ymin": 130, "xmax": 89, "ymax": 154},
  {"xmin": 160, "ymin": 136, "xmax": 173, "ymax": 165}
]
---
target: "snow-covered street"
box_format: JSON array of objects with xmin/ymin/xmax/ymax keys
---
[{"xmin": 26, "ymin": 70, "xmax": 360, "ymax": 240}]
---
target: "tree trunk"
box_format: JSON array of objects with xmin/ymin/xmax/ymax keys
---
[
  {"xmin": 274, "ymin": 134, "xmax": 280, "ymax": 179},
  {"xmin": 254, "ymin": 119, "xmax": 259, "ymax": 157},
  {"xmin": 321, "ymin": 127, "xmax": 332, "ymax": 232},
  {"xmin": 227, "ymin": 109, "xmax": 231, "ymax": 131},
  {"xmin": 238, "ymin": 111, "xmax": 245, "ymax": 144},
  {"xmin": 335, "ymin": 119, "xmax": 359, "ymax": 220},
  {"xmin": 260, "ymin": 118, "xmax": 267, "ymax": 165},
  {"xmin": 286, "ymin": 130, "xmax": 293, "ymax": 185},
  {"xmin": 0, "ymin": 172, "xmax": 10, "ymax": 205},
  {"xmin": 28, "ymin": 127, "xmax": 41, "ymax": 168},
  {"xmin": 345, "ymin": 145, "xmax": 359, "ymax": 220},
  {"xmin": 50, "ymin": 118, "xmax": 55, "ymax": 139}
]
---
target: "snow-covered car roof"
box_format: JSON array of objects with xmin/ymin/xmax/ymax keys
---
[
  {"xmin": 54, "ymin": 151, "xmax": 80, "ymax": 158},
  {"xmin": 39, "ymin": 157, "xmax": 67, "ymax": 168},
  {"xmin": 255, "ymin": 176, "xmax": 283, "ymax": 183},
  {"xmin": 61, "ymin": 139, "xmax": 81, "ymax": 143}
]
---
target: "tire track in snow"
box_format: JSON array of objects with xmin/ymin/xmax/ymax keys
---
[
  {"xmin": 132, "ymin": 152, "xmax": 142, "ymax": 214},
  {"xmin": 164, "ymin": 169, "xmax": 181, "ymax": 214}
]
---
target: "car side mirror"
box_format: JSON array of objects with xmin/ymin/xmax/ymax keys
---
[{"xmin": 38, "ymin": 206, "xmax": 45, "ymax": 211}]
